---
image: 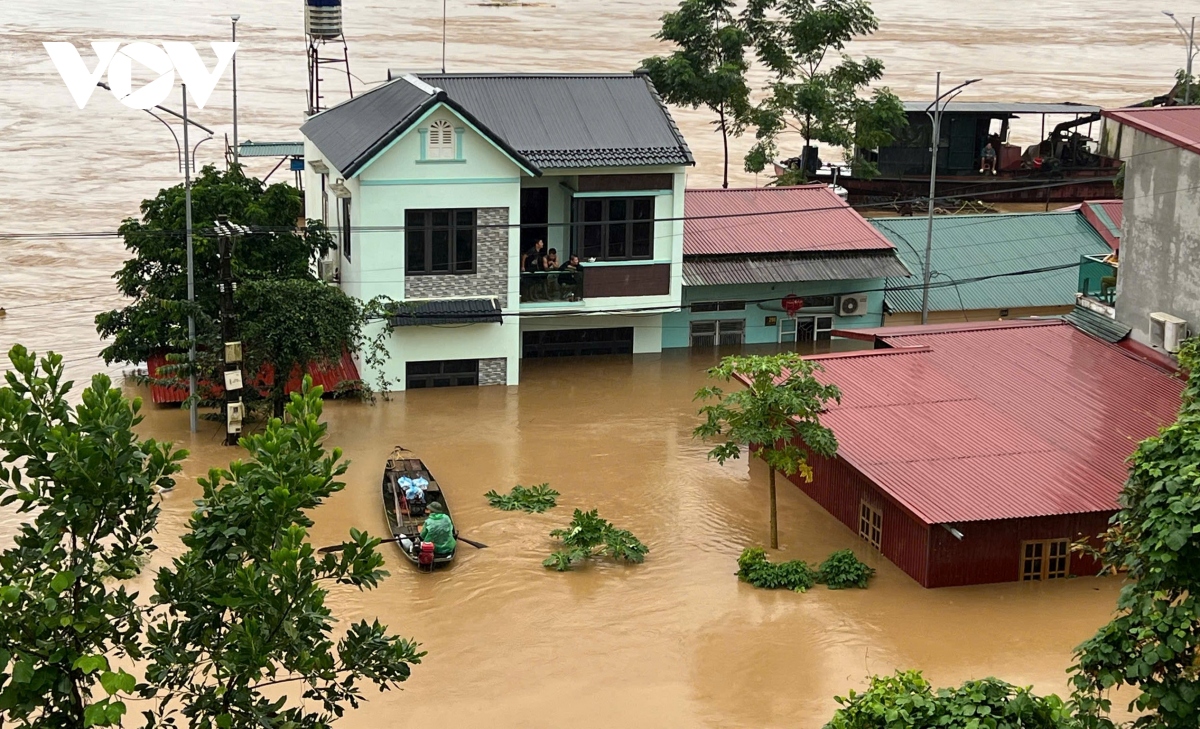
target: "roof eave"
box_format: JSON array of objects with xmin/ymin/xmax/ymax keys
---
[{"xmin": 338, "ymin": 91, "xmax": 543, "ymax": 179}]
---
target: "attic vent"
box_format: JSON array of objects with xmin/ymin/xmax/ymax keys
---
[{"xmin": 428, "ymin": 120, "xmax": 455, "ymax": 159}]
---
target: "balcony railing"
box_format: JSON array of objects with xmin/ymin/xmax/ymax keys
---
[
  {"xmin": 1078, "ymin": 254, "xmax": 1118, "ymax": 306},
  {"xmin": 520, "ymin": 269, "xmax": 585, "ymax": 304}
]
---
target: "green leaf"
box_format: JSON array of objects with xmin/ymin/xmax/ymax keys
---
[
  {"xmin": 99, "ymin": 670, "xmax": 132, "ymax": 696},
  {"xmin": 74, "ymin": 655, "xmax": 109, "ymax": 675},
  {"xmin": 49, "ymin": 570, "xmax": 75, "ymax": 593},
  {"xmin": 0, "ymin": 585, "xmax": 20, "ymax": 604}
]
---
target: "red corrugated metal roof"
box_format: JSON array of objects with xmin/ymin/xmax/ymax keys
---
[
  {"xmin": 1103, "ymin": 106, "xmax": 1200, "ymax": 156},
  {"xmin": 797, "ymin": 321, "xmax": 1184, "ymax": 524},
  {"xmin": 1080, "ymin": 200, "xmax": 1123, "ymax": 250},
  {"xmin": 145, "ymin": 351, "xmax": 361, "ymax": 405},
  {"xmin": 683, "ymin": 185, "xmax": 896, "ymax": 256}
]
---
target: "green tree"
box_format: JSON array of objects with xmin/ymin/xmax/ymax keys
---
[
  {"xmin": 1070, "ymin": 338, "xmax": 1200, "ymax": 729},
  {"xmin": 694, "ymin": 352, "xmax": 840, "ymax": 549},
  {"xmin": 0, "ymin": 346, "xmax": 184, "ymax": 727},
  {"xmin": 144, "ymin": 379, "xmax": 423, "ymax": 728},
  {"xmin": 236, "ymin": 279, "xmax": 364, "ymax": 417},
  {"xmin": 740, "ymin": 0, "xmax": 905, "ymax": 181},
  {"xmin": 95, "ymin": 165, "xmax": 334, "ymax": 365},
  {"xmin": 642, "ymin": 0, "xmax": 753, "ymax": 188},
  {"xmin": 826, "ymin": 670, "xmax": 1079, "ymax": 728}
]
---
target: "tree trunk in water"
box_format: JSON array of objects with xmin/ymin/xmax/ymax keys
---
[
  {"xmin": 719, "ymin": 107, "xmax": 729, "ymax": 189},
  {"xmin": 768, "ymin": 468, "xmax": 778, "ymax": 550}
]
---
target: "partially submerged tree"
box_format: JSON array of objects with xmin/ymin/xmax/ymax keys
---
[
  {"xmin": 237, "ymin": 279, "xmax": 364, "ymax": 417},
  {"xmin": 543, "ymin": 509, "xmax": 648, "ymax": 571},
  {"xmin": 694, "ymin": 352, "xmax": 840, "ymax": 549},
  {"xmin": 0, "ymin": 346, "xmax": 184, "ymax": 727},
  {"xmin": 145, "ymin": 379, "xmax": 423, "ymax": 727},
  {"xmin": 740, "ymin": 0, "xmax": 905, "ymax": 182},
  {"xmin": 1070, "ymin": 339, "xmax": 1200, "ymax": 729},
  {"xmin": 95, "ymin": 165, "xmax": 334, "ymax": 365},
  {"xmin": 642, "ymin": 0, "xmax": 753, "ymax": 188}
]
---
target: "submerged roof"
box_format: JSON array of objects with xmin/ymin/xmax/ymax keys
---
[
  {"xmin": 301, "ymin": 72, "xmax": 693, "ymax": 177},
  {"xmin": 802, "ymin": 320, "xmax": 1183, "ymax": 524},
  {"xmin": 1102, "ymin": 106, "xmax": 1200, "ymax": 156},
  {"xmin": 237, "ymin": 141, "xmax": 305, "ymax": 157},
  {"xmin": 900, "ymin": 101, "xmax": 1102, "ymax": 115},
  {"xmin": 682, "ymin": 253, "xmax": 910, "ymax": 286},
  {"xmin": 870, "ymin": 212, "xmax": 1111, "ymax": 313},
  {"xmin": 684, "ymin": 186, "xmax": 896, "ymax": 256}
]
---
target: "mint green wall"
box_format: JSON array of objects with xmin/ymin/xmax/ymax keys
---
[
  {"xmin": 352, "ymin": 105, "xmax": 525, "ymax": 309},
  {"xmin": 661, "ymin": 279, "xmax": 886, "ymax": 349}
]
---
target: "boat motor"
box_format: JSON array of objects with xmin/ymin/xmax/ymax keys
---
[{"xmin": 418, "ymin": 541, "xmax": 436, "ymax": 571}]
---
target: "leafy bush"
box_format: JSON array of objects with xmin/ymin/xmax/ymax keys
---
[
  {"xmin": 826, "ymin": 670, "xmax": 1079, "ymax": 729},
  {"xmin": 543, "ymin": 509, "xmax": 648, "ymax": 571},
  {"xmin": 736, "ymin": 547, "xmax": 817, "ymax": 592},
  {"xmin": 816, "ymin": 549, "xmax": 876, "ymax": 589},
  {"xmin": 485, "ymin": 483, "xmax": 559, "ymax": 513}
]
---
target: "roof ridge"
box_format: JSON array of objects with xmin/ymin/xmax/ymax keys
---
[{"xmin": 803, "ymin": 345, "xmax": 931, "ymax": 361}]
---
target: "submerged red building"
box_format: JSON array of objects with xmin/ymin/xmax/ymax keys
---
[{"xmin": 788, "ymin": 319, "xmax": 1183, "ymax": 587}]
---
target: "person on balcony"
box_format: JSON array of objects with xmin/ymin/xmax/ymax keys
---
[
  {"xmin": 522, "ymin": 239, "xmax": 545, "ymax": 273},
  {"xmin": 559, "ymin": 254, "xmax": 583, "ymax": 301},
  {"xmin": 543, "ymin": 247, "xmax": 559, "ymax": 271}
]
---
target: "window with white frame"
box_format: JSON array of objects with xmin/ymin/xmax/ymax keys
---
[{"xmin": 428, "ymin": 120, "xmax": 455, "ymax": 159}]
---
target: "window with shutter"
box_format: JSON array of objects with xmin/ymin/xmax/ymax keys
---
[{"xmin": 428, "ymin": 120, "xmax": 455, "ymax": 159}]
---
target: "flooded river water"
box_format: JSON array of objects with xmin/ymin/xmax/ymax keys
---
[
  {"xmin": 0, "ymin": 0, "xmax": 1179, "ymax": 724},
  {"xmin": 126, "ymin": 349, "xmax": 1132, "ymax": 727}
]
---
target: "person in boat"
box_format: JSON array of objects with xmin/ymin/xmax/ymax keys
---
[
  {"xmin": 419, "ymin": 501, "xmax": 456, "ymax": 556},
  {"xmin": 980, "ymin": 140, "xmax": 998, "ymax": 175}
]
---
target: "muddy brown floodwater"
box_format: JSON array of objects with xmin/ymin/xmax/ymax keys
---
[
  {"xmin": 0, "ymin": 0, "xmax": 1170, "ymax": 724},
  {"xmin": 121, "ymin": 348, "xmax": 1132, "ymax": 728}
]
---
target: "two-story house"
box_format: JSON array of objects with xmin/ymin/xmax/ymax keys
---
[{"xmin": 300, "ymin": 71, "xmax": 692, "ymax": 390}]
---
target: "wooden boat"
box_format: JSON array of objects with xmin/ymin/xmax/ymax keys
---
[{"xmin": 382, "ymin": 446, "xmax": 455, "ymax": 568}]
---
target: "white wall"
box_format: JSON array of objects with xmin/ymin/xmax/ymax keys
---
[{"xmin": 520, "ymin": 314, "xmax": 665, "ymax": 354}]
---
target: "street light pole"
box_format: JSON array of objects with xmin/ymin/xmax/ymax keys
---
[
  {"xmin": 920, "ymin": 73, "xmax": 982, "ymax": 325},
  {"xmin": 1164, "ymin": 11, "xmax": 1197, "ymax": 105},
  {"xmin": 182, "ymin": 83, "xmax": 198, "ymax": 433},
  {"xmin": 231, "ymin": 15, "xmax": 240, "ymax": 164}
]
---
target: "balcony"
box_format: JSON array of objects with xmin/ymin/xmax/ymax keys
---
[
  {"xmin": 520, "ymin": 269, "xmax": 585, "ymax": 304},
  {"xmin": 1077, "ymin": 253, "xmax": 1118, "ymax": 316}
]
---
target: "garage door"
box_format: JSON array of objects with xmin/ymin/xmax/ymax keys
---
[{"xmin": 522, "ymin": 327, "xmax": 635, "ymax": 358}]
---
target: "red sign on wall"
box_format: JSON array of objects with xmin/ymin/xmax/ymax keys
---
[{"xmin": 782, "ymin": 294, "xmax": 804, "ymax": 316}]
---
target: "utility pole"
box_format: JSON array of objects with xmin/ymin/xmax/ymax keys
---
[
  {"xmin": 183, "ymin": 83, "xmax": 198, "ymax": 433},
  {"xmin": 920, "ymin": 73, "xmax": 982, "ymax": 325},
  {"xmin": 1163, "ymin": 11, "xmax": 1197, "ymax": 105},
  {"xmin": 231, "ymin": 15, "xmax": 241, "ymax": 165},
  {"xmin": 215, "ymin": 215, "xmax": 250, "ymax": 445}
]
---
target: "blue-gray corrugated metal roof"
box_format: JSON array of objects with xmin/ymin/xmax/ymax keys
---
[
  {"xmin": 682, "ymin": 253, "xmax": 911, "ymax": 286},
  {"xmin": 301, "ymin": 73, "xmax": 693, "ymax": 177},
  {"xmin": 388, "ymin": 298, "xmax": 502, "ymax": 326},
  {"xmin": 1064, "ymin": 305, "xmax": 1132, "ymax": 343},
  {"xmin": 871, "ymin": 212, "xmax": 1112, "ymax": 313},
  {"xmin": 237, "ymin": 141, "xmax": 305, "ymax": 157}
]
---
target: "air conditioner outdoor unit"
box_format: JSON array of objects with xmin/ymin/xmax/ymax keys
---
[
  {"xmin": 317, "ymin": 258, "xmax": 338, "ymax": 282},
  {"xmin": 1150, "ymin": 312, "xmax": 1188, "ymax": 353},
  {"xmin": 838, "ymin": 294, "xmax": 868, "ymax": 317}
]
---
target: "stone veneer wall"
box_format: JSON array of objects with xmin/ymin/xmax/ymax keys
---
[
  {"xmin": 479, "ymin": 358, "xmax": 507, "ymax": 386},
  {"xmin": 403, "ymin": 207, "xmax": 508, "ymax": 301}
]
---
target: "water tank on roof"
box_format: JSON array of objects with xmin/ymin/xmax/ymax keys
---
[{"xmin": 305, "ymin": 0, "xmax": 343, "ymax": 39}]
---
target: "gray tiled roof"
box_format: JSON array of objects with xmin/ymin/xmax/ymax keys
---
[
  {"xmin": 388, "ymin": 298, "xmax": 503, "ymax": 327},
  {"xmin": 682, "ymin": 252, "xmax": 911, "ymax": 287},
  {"xmin": 420, "ymin": 74, "xmax": 693, "ymax": 170},
  {"xmin": 301, "ymin": 72, "xmax": 693, "ymax": 177}
]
